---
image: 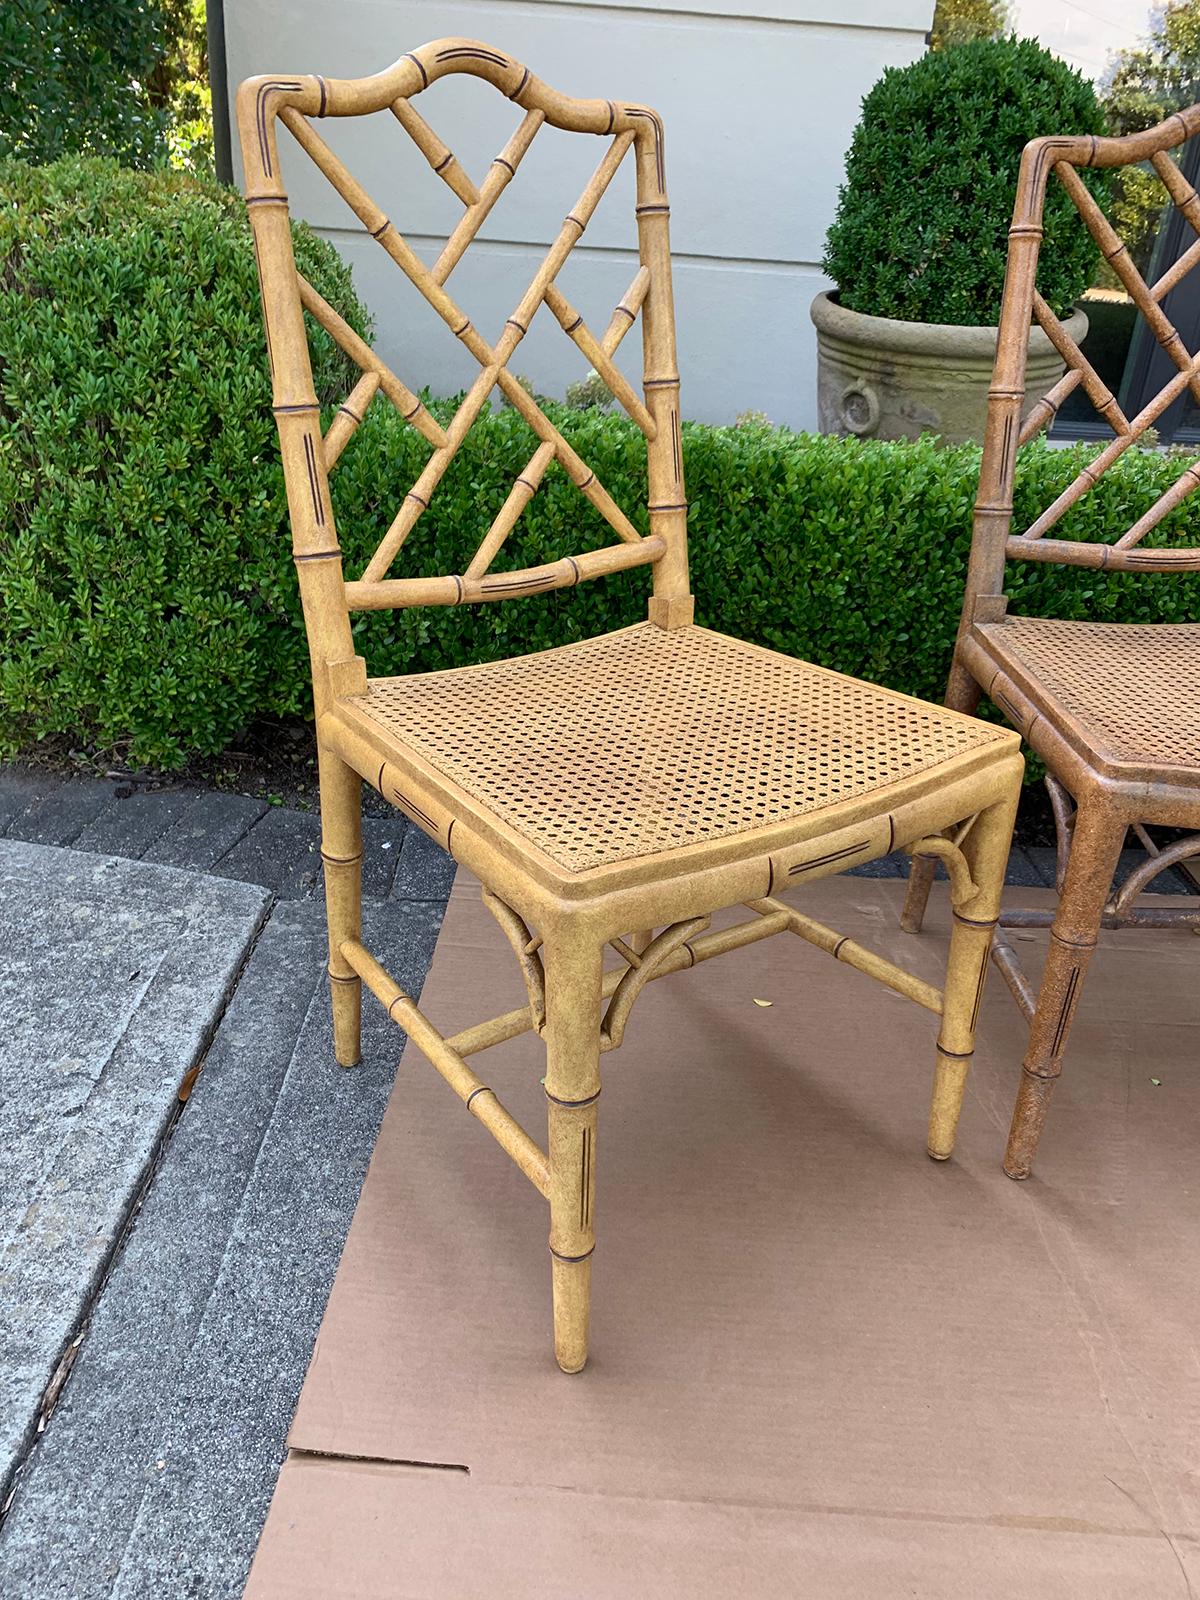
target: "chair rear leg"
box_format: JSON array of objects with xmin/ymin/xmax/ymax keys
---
[
  {"xmin": 1004, "ymin": 804, "xmax": 1125, "ymax": 1180},
  {"xmin": 319, "ymin": 746, "xmax": 363, "ymax": 1068},
  {"xmin": 928, "ymin": 773, "xmax": 1020, "ymax": 1161},
  {"xmin": 901, "ymin": 855, "xmax": 939, "ymax": 935},
  {"xmin": 902, "ymin": 663, "xmax": 984, "ymax": 935},
  {"xmin": 543, "ymin": 925, "xmax": 603, "ymax": 1373}
]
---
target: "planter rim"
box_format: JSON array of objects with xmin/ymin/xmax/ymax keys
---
[{"xmin": 809, "ymin": 290, "xmax": 1087, "ymax": 357}]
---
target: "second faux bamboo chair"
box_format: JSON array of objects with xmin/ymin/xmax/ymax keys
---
[
  {"xmin": 903, "ymin": 108, "xmax": 1200, "ymax": 1181},
  {"xmin": 238, "ymin": 38, "xmax": 1023, "ymax": 1372}
]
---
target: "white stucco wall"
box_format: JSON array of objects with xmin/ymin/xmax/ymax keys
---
[{"xmin": 224, "ymin": 0, "xmax": 931, "ymax": 428}]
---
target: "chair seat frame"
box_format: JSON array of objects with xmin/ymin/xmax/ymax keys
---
[{"xmin": 238, "ymin": 37, "xmax": 1023, "ymax": 1372}]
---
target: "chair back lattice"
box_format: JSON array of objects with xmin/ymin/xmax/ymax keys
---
[
  {"xmin": 973, "ymin": 104, "xmax": 1200, "ymax": 601},
  {"xmin": 236, "ymin": 38, "xmax": 690, "ymax": 691}
]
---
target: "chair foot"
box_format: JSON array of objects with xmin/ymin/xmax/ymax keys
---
[
  {"xmin": 927, "ymin": 1047, "xmax": 973, "ymax": 1160},
  {"xmin": 548, "ymin": 1098, "xmax": 597, "ymax": 1372},
  {"xmin": 544, "ymin": 929, "xmax": 603, "ymax": 1374},
  {"xmin": 1001, "ymin": 805, "xmax": 1124, "ymax": 1179},
  {"xmin": 1004, "ymin": 1070, "xmax": 1056, "ymax": 1179},
  {"xmin": 926, "ymin": 773, "xmax": 1021, "ymax": 1162},
  {"xmin": 319, "ymin": 747, "xmax": 364, "ymax": 1071},
  {"xmin": 551, "ymin": 1253, "xmax": 592, "ymax": 1373},
  {"xmin": 331, "ymin": 973, "xmax": 362, "ymax": 1067}
]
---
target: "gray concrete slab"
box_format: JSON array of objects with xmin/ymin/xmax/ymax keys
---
[
  {"xmin": 0, "ymin": 843, "xmax": 269, "ymax": 1497},
  {"xmin": 73, "ymin": 787, "xmax": 202, "ymax": 859},
  {"xmin": 0, "ymin": 898, "xmax": 445, "ymax": 1600},
  {"xmin": 143, "ymin": 790, "xmax": 268, "ymax": 871},
  {"xmin": 0, "ymin": 747, "xmax": 1195, "ymax": 1599}
]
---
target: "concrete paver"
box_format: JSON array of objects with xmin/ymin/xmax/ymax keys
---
[
  {"xmin": 4, "ymin": 778, "xmax": 119, "ymax": 847},
  {"xmin": 212, "ymin": 806, "xmax": 324, "ymax": 900},
  {"xmin": 143, "ymin": 790, "xmax": 269, "ymax": 871},
  {"xmin": 73, "ymin": 787, "xmax": 203, "ymax": 860}
]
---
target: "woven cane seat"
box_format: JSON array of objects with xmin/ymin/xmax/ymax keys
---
[
  {"xmin": 972, "ymin": 615, "xmax": 1200, "ymax": 784},
  {"xmin": 345, "ymin": 624, "xmax": 1009, "ymax": 874}
]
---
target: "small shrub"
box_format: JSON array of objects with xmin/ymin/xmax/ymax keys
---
[
  {"xmin": 564, "ymin": 370, "xmax": 614, "ymax": 411},
  {"xmin": 0, "ymin": 157, "xmax": 370, "ymax": 766},
  {"xmin": 824, "ymin": 38, "xmax": 1109, "ymax": 326},
  {"xmin": 501, "ymin": 372, "xmax": 537, "ymax": 407}
]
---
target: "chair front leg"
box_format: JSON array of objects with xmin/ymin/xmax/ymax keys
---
[
  {"xmin": 1004, "ymin": 803, "xmax": 1125, "ymax": 1180},
  {"xmin": 319, "ymin": 745, "xmax": 364, "ymax": 1068},
  {"xmin": 928, "ymin": 777, "xmax": 1020, "ymax": 1161},
  {"xmin": 542, "ymin": 923, "xmax": 604, "ymax": 1373}
]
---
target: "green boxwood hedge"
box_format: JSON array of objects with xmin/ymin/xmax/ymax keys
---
[
  {"xmin": 329, "ymin": 413, "xmax": 1200, "ymax": 726},
  {"xmin": 2, "ymin": 165, "xmax": 1198, "ymax": 769}
]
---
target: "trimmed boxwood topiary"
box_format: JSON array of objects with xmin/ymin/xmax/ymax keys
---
[
  {"xmin": 823, "ymin": 37, "xmax": 1109, "ymax": 327},
  {"xmin": 0, "ymin": 156, "xmax": 370, "ymax": 766}
]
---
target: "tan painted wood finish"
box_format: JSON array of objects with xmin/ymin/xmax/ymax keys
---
[
  {"xmin": 238, "ymin": 37, "xmax": 1024, "ymax": 1371},
  {"xmin": 902, "ymin": 108, "xmax": 1200, "ymax": 1181}
]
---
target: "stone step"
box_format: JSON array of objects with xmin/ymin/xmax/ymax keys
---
[{"xmin": 0, "ymin": 844, "xmax": 269, "ymax": 1501}]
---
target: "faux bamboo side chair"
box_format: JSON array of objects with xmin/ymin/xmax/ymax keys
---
[
  {"xmin": 238, "ymin": 38, "xmax": 1023, "ymax": 1373},
  {"xmin": 903, "ymin": 108, "xmax": 1200, "ymax": 1181}
]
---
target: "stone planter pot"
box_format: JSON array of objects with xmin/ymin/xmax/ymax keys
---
[{"xmin": 810, "ymin": 291, "xmax": 1089, "ymax": 447}]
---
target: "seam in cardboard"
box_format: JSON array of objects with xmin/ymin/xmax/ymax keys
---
[{"xmin": 289, "ymin": 1446, "xmax": 470, "ymax": 1475}]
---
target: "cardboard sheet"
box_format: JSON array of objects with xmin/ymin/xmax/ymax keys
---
[{"xmin": 246, "ymin": 874, "xmax": 1200, "ymax": 1597}]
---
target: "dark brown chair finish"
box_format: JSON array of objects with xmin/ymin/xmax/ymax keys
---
[{"xmin": 902, "ymin": 109, "xmax": 1200, "ymax": 1180}]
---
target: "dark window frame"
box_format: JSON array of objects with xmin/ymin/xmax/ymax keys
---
[{"xmin": 1053, "ymin": 134, "xmax": 1200, "ymax": 445}]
